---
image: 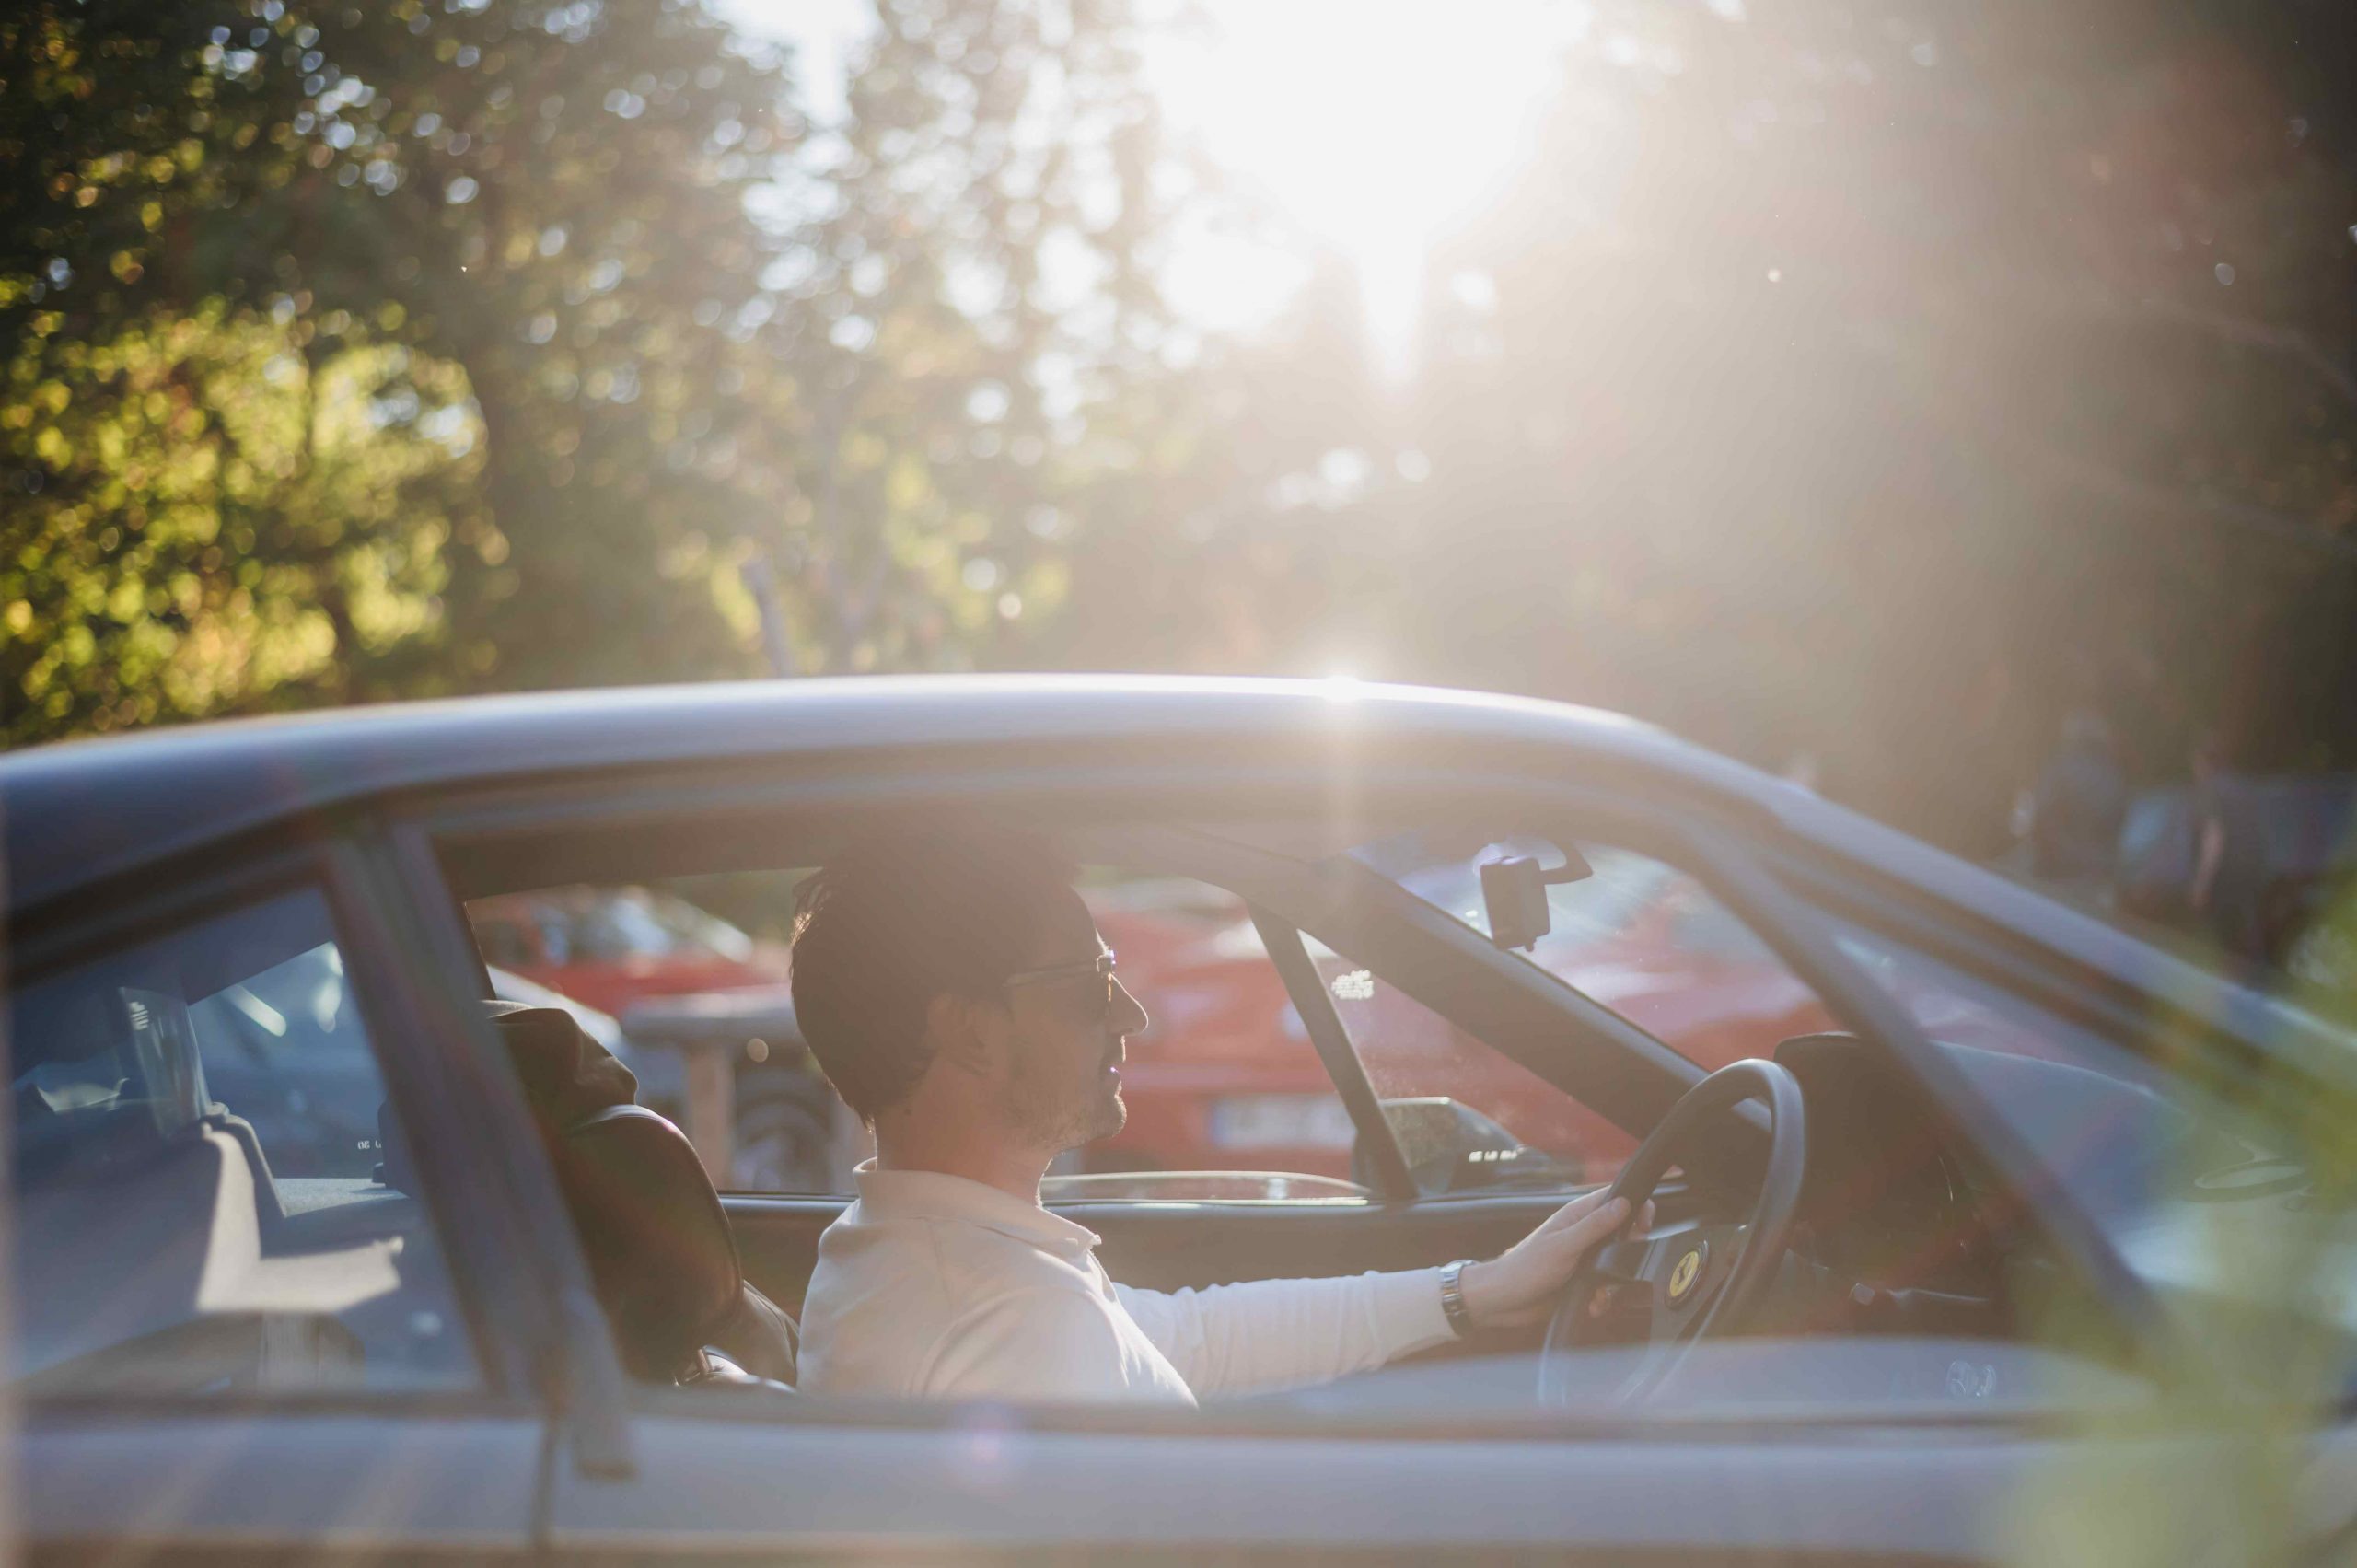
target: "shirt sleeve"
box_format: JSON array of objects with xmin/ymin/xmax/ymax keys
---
[
  {"xmin": 919, "ymin": 1286, "xmax": 1190, "ymax": 1405},
  {"xmin": 1112, "ymin": 1267, "xmax": 1455, "ymax": 1399}
]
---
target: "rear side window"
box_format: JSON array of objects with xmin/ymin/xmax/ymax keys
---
[{"xmin": 7, "ymin": 888, "xmax": 477, "ymax": 1396}]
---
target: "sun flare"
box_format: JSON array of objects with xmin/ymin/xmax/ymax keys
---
[{"xmin": 1153, "ymin": 0, "xmax": 1585, "ymax": 372}]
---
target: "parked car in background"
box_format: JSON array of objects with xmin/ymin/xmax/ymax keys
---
[
  {"xmin": 465, "ymin": 886, "xmax": 842, "ymax": 1189},
  {"xmin": 1088, "ymin": 852, "xmax": 1843, "ymax": 1182},
  {"xmin": 615, "ymin": 983, "xmax": 851, "ymax": 1191},
  {"xmin": 468, "ymin": 886, "xmax": 790, "ymax": 1017}
]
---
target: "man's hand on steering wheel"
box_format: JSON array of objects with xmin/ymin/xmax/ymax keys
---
[
  {"xmin": 1538, "ymin": 1059, "xmax": 1809, "ymax": 1403},
  {"xmin": 1459, "ymin": 1188, "xmax": 1656, "ymax": 1330}
]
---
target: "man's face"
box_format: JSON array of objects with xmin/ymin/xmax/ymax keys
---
[{"xmin": 997, "ymin": 889, "xmax": 1149, "ymax": 1154}]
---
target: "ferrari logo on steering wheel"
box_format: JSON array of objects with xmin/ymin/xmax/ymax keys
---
[{"xmin": 1666, "ymin": 1245, "xmax": 1704, "ymax": 1305}]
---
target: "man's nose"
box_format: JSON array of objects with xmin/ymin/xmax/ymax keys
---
[{"xmin": 1111, "ymin": 977, "xmax": 1149, "ymax": 1036}]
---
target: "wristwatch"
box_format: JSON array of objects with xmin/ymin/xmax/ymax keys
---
[{"xmin": 1438, "ymin": 1259, "xmax": 1477, "ymax": 1339}]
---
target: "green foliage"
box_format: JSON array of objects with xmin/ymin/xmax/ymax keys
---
[
  {"xmin": 1, "ymin": 302, "xmax": 475, "ymax": 732},
  {"xmin": 1, "ymin": 0, "xmax": 1172, "ymax": 741},
  {"xmin": 1034, "ymin": 0, "xmax": 2357, "ymax": 854},
  {"xmin": 9, "ymin": 0, "xmax": 2357, "ymax": 881},
  {"xmin": 1998, "ymin": 932, "xmax": 2357, "ymax": 1568}
]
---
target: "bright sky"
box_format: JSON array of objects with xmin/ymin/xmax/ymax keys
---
[{"xmin": 713, "ymin": 0, "xmax": 1584, "ymax": 379}]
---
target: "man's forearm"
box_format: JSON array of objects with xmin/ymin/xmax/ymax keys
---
[{"xmin": 1112, "ymin": 1268, "xmax": 1454, "ymax": 1398}]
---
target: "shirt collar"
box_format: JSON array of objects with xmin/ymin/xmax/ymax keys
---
[{"xmin": 852, "ymin": 1159, "xmax": 1102, "ymax": 1257}]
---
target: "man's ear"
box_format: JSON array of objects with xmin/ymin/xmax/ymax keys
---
[{"xmin": 924, "ymin": 992, "xmax": 1004, "ymax": 1080}]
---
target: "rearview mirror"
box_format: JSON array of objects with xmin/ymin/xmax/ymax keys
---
[{"xmin": 1479, "ymin": 844, "xmax": 1595, "ymax": 951}]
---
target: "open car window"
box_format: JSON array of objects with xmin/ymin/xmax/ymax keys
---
[
  {"xmin": 1295, "ymin": 931, "xmax": 1603, "ymax": 1190},
  {"xmin": 1074, "ymin": 873, "xmax": 1359, "ymax": 1193},
  {"xmin": 1081, "ymin": 872, "xmax": 1612, "ymax": 1198},
  {"xmin": 459, "ymin": 864, "xmax": 1628, "ymax": 1202}
]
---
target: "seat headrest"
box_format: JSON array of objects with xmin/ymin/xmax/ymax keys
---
[
  {"xmin": 484, "ymin": 1001, "xmax": 637, "ymax": 1127},
  {"xmin": 482, "ymin": 1005, "xmax": 737, "ymax": 1382},
  {"xmin": 543, "ymin": 1105, "xmax": 745, "ymax": 1382}
]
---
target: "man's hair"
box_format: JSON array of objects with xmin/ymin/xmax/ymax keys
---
[{"xmin": 789, "ymin": 827, "xmax": 1078, "ymax": 1122}]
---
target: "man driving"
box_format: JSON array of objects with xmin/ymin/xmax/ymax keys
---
[{"xmin": 792, "ymin": 829, "xmax": 1647, "ymax": 1404}]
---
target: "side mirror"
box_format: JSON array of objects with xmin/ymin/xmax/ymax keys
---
[
  {"xmin": 1479, "ymin": 845, "xmax": 1595, "ymax": 951},
  {"xmin": 1354, "ymin": 1096, "xmax": 1576, "ymax": 1194}
]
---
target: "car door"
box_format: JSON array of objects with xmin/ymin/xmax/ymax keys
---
[
  {"xmin": 6, "ymin": 842, "xmax": 557, "ymax": 1565},
  {"xmin": 390, "ymin": 754, "xmax": 2353, "ymax": 1564},
  {"xmin": 533, "ymin": 814, "xmax": 2357, "ymax": 1565}
]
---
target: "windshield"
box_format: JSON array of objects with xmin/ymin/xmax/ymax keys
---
[
  {"xmin": 1346, "ymin": 830, "xmax": 1837, "ymax": 1071},
  {"xmin": 1347, "ymin": 828, "xmax": 2340, "ymax": 1262}
]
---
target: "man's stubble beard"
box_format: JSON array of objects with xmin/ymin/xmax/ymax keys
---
[
  {"xmin": 1004, "ymin": 1037, "xmax": 1126, "ymax": 1154},
  {"xmin": 1082, "ymin": 1074, "xmax": 1127, "ymax": 1146}
]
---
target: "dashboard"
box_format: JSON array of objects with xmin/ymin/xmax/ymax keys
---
[
  {"xmin": 1765, "ymin": 1026, "xmax": 2300, "ymax": 1344},
  {"xmin": 1757, "ymin": 1029, "xmax": 2079, "ymax": 1344},
  {"xmin": 1774, "ymin": 1031, "xmax": 1987, "ymax": 1293}
]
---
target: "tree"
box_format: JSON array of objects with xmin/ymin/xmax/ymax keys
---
[
  {"xmin": 1022, "ymin": 0, "xmax": 2357, "ymax": 854},
  {"xmin": 3, "ymin": 0, "xmax": 1180, "ymax": 741},
  {"xmin": 0, "ymin": 303, "xmax": 476, "ymax": 732},
  {"xmin": 3, "ymin": 3, "xmax": 505, "ymax": 734}
]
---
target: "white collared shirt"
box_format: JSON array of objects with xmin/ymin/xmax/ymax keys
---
[{"xmin": 797, "ymin": 1162, "xmax": 1456, "ymax": 1405}]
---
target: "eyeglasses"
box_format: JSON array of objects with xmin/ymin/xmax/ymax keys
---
[{"xmin": 1003, "ymin": 948, "xmax": 1120, "ymax": 1019}]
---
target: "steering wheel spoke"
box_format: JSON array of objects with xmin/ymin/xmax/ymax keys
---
[{"xmin": 1585, "ymin": 1235, "xmax": 1663, "ymax": 1288}]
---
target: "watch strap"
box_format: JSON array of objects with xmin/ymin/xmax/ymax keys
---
[{"xmin": 1438, "ymin": 1259, "xmax": 1477, "ymax": 1338}]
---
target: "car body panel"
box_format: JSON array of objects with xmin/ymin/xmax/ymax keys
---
[
  {"xmin": 543, "ymin": 1411, "xmax": 2293, "ymax": 1564},
  {"xmin": 1, "ymin": 678, "xmax": 1663, "ymax": 913},
  {"xmin": 22, "ymin": 1411, "xmax": 543, "ymax": 1560},
  {"xmin": 9, "ymin": 677, "xmax": 2357, "ymax": 1565}
]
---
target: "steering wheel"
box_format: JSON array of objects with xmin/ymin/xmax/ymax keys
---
[{"xmin": 1537, "ymin": 1058, "xmax": 1806, "ymax": 1405}]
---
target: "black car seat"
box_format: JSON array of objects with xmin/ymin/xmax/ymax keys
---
[{"xmin": 485, "ymin": 1003, "xmax": 798, "ymax": 1386}]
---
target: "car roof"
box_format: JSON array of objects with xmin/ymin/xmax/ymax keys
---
[
  {"xmin": 3, "ymin": 674, "xmax": 2341, "ymax": 1077},
  {"xmin": 0, "ymin": 676, "xmax": 1743, "ymax": 909}
]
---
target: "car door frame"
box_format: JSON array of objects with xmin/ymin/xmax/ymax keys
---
[
  {"xmin": 6, "ymin": 821, "xmax": 569, "ymax": 1562},
  {"xmin": 355, "ymin": 737, "xmax": 2357, "ymax": 1562},
  {"xmin": 1162, "ymin": 792, "xmax": 2173, "ymax": 1339},
  {"xmin": 395, "ymin": 748, "xmax": 2184, "ymax": 1372},
  {"xmin": 397, "ymin": 749, "xmax": 2187, "ymax": 1326},
  {"xmin": 401, "ymin": 768, "xmax": 1736, "ymax": 1321}
]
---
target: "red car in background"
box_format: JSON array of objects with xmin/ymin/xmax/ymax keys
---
[
  {"xmin": 464, "ymin": 868, "xmax": 2045, "ymax": 1195},
  {"xmin": 469, "ymin": 886, "xmax": 790, "ymax": 1016},
  {"xmin": 1085, "ymin": 862, "xmax": 1840, "ymax": 1186},
  {"xmin": 1089, "ymin": 839, "xmax": 2064, "ymax": 1190}
]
